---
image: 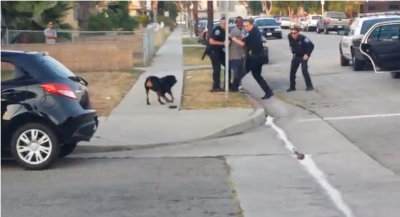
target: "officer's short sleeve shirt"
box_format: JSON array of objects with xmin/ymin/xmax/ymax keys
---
[
  {"xmin": 210, "ymin": 26, "xmax": 225, "ymax": 42},
  {"xmin": 243, "ymin": 26, "xmax": 263, "ymax": 55}
]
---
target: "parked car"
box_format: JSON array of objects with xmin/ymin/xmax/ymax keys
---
[
  {"xmin": 198, "ymin": 20, "xmax": 221, "ymax": 43},
  {"xmin": 317, "ymin": 11, "xmax": 350, "ymax": 34},
  {"xmin": 1, "ymin": 50, "xmax": 99, "ymax": 170},
  {"xmin": 197, "ymin": 20, "xmax": 208, "ymax": 36},
  {"xmin": 277, "ymin": 17, "xmax": 291, "ymax": 29},
  {"xmin": 339, "ymin": 12, "xmax": 400, "ymax": 71},
  {"xmin": 254, "ymin": 17, "xmax": 282, "ymax": 39},
  {"xmin": 295, "ymin": 17, "xmax": 308, "ymax": 30},
  {"xmin": 358, "ymin": 20, "xmax": 400, "ymax": 78},
  {"xmin": 304, "ymin": 14, "xmax": 322, "ymax": 31}
]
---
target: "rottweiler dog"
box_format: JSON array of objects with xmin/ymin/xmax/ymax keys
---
[{"xmin": 145, "ymin": 75, "xmax": 177, "ymax": 105}]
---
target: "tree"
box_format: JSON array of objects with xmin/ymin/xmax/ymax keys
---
[
  {"xmin": 1, "ymin": 1, "xmax": 74, "ymax": 43},
  {"xmin": 88, "ymin": 1, "xmax": 138, "ymax": 31},
  {"xmin": 192, "ymin": 1, "xmax": 198, "ymax": 35},
  {"xmin": 261, "ymin": 1, "xmax": 273, "ymax": 15},
  {"xmin": 206, "ymin": 0, "xmax": 213, "ymax": 39},
  {"xmin": 76, "ymin": 1, "xmax": 97, "ymax": 31},
  {"xmin": 247, "ymin": 1, "xmax": 263, "ymax": 15}
]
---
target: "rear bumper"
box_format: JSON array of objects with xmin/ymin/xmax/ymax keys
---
[
  {"xmin": 262, "ymin": 31, "xmax": 282, "ymax": 38},
  {"xmin": 58, "ymin": 110, "xmax": 99, "ymax": 143},
  {"xmin": 327, "ymin": 25, "xmax": 349, "ymax": 31}
]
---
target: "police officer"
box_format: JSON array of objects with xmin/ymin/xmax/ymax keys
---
[
  {"xmin": 287, "ymin": 26, "xmax": 315, "ymax": 92},
  {"xmin": 231, "ymin": 18, "xmax": 273, "ymax": 100},
  {"xmin": 208, "ymin": 17, "xmax": 227, "ymax": 92}
]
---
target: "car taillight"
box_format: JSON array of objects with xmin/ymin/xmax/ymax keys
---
[
  {"xmin": 325, "ymin": 19, "xmax": 331, "ymax": 24},
  {"xmin": 41, "ymin": 83, "xmax": 77, "ymax": 99}
]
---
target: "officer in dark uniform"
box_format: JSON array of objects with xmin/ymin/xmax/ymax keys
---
[
  {"xmin": 231, "ymin": 18, "xmax": 273, "ymax": 100},
  {"xmin": 208, "ymin": 17, "xmax": 227, "ymax": 92},
  {"xmin": 287, "ymin": 26, "xmax": 315, "ymax": 92}
]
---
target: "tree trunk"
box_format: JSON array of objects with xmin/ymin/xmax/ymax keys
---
[
  {"xmin": 207, "ymin": 1, "xmax": 213, "ymax": 39},
  {"xmin": 192, "ymin": 1, "xmax": 199, "ymax": 36},
  {"xmin": 267, "ymin": 1, "xmax": 273, "ymax": 15},
  {"xmin": 77, "ymin": 1, "xmax": 94, "ymax": 31},
  {"xmin": 261, "ymin": 1, "xmax": 267, "ymax": 14},
  {"xmin": 152, "ymin": 1, "xmax": 158, "ymax": 23}
]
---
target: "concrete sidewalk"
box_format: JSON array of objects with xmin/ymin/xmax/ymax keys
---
[{"xmin": 79, "ymin": 27, "xmax": 266, "ymax": 152}]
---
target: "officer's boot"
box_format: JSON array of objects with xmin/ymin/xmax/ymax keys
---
[{"xmin": 304, "ymin": 76, "xmax": 314, "ymax": 91}]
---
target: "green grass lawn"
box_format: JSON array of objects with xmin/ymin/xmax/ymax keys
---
[{"xmin": 182, "ymin": 38, "xmax": 199, "ymax": 45}]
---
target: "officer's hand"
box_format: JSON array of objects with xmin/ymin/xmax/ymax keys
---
[{"xmin": 303, "ymin": 54, "xmax": 309, "ymax": 61}]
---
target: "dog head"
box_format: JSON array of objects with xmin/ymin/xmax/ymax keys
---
[{"xmin": 164, "ymin": 75, "xmax": 177, "ymax": 86}]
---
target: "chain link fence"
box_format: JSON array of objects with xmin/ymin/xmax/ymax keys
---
[{"xmin": 1, "ymin": 24, "xmax": 165, "ymax": 66}]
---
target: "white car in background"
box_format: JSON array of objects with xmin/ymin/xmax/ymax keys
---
[
  {"xmin": 296, "ymin": 17, "xmax": 308, "ymax": 30},
  {"xmin": 277, "ymin": 17, "xmax": 291, "ymax": 29},
  {"xmin": 304, "ymin": 14, "xmax": 322, "ymax": 31}
]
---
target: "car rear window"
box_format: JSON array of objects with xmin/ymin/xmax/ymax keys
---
[
  {"xmin": 34, "ymin": 55, "xmax": 76, "ymax": 79},
  {"xmin": 327, "ymin": 12, "xmax": 346, "ymax": 19},
  {"xmin": 361, "ymin": 17, "xmax": 400, "ymax": 34},
  {"xmin": 256, "ymin": 19, "xmax": 278, "ymax": 26},
  {"xmin": 312, "ymin": 16, "xmax": 322, "ymax": 20},
  {"xmin": 281, "ymin": 17, "xmax": 291, "ymax": 21},
  {"xmin": 300, "ymin": 18, "xmax": 307, "ymax": 21}
]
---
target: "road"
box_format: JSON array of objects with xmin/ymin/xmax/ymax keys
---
[{"xmin": 2, "ymin": 30, "xmax": 400, "ymax": 217}]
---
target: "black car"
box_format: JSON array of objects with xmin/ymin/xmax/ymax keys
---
[
  {"xmin": 254, "ymin": 17, "xmax": 282, "ymax": 39},
  {"xmin": 358, "ymin": 20, "xmax": 400, "ymax": 78},
  {"xmin": 1, "ymin": 50, "xmax": 98, "ymax": 170}
]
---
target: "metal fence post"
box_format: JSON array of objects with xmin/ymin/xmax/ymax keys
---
[{"xmin": 143, "ymin": 29, "xmax": 148, "ymax": 66}]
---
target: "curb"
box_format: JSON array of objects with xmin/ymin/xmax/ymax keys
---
[{"xmin": 74, "ymin": 94, "xmax": 266, "ymax": 155}]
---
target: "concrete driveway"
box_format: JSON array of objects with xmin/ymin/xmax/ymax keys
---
[{"xmin": 243, "ymin": 30, "xmax": 400, "ymax": 174}]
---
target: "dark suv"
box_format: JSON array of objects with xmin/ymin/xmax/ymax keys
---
[{"xmin": 1, "ymin": 50, "xmax": 98, "ymax": 170}]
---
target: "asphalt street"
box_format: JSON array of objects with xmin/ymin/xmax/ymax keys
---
[
  {"xmin": 2, "ymin": 29, "xmax": 400, "ymax": 217},
  {"xmin": 253, "ymin": 30, "xmax": 400, "ymax": 175}
]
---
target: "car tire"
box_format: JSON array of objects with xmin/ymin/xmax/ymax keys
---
[
  {"xmin": 340, "ymin": 55, "xmax": 350, "ymax": 66},
  {"xmin": 352, "ymin": 55, "xmax": 365, "ymax": 71},
  {"xmin": 276, "ymin": 35, "xmax": 282, "ymax": 39},
  {"xmin": 59, "ymin": 143, "xmax": 78, "ymax": 158},
  {"xmin": 10, "ymin": 123, "xmax": 60, "ymax": 170},
  {"xmin": 391, "ymin": 72, "xmax": 400, "ymax": 79},
  {"xmin": 324, "ymin": 28, "xmax": 329, "ymax": 34}
]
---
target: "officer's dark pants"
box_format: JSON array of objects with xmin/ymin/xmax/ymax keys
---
[
  {"xmin": 246, "ymin": 59, "xmax": 272, "ymax": 94},
  {"xmin": 289, "ymin": 56, "xmax": 313, "ymax": 88},
  {"xmin": 209, "ymin": 51, "xmax": 225, "ymax": 89},
  {"xmin": 229, "ymin": 58, "xmax": 245, "ymax": 90}
]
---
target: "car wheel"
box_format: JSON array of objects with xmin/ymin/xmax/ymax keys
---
[
  {"xmin": 340, "ymin": 47, "xmax": 350, "ymax": 66},
  {"xmin": 391, "ymin": 72, "xmax": 400, "ymax": 79},
  {"xmin": 276, "ymin": 35, "xmax": 282, "ymax": 39},
  {"xmin": 59, "ymin": 143, "xmax": 78, "ymax": 158},
  {"xmin": 10, "ymin": 123, "xmax": 60, "ymax": 170},
  {"xmin": 352, "ymin": 55, "xmax": 365, "ymax": 71},
  {"xmin": 324, "ymin": 28, "xmax": 329, "ymax": 34}
]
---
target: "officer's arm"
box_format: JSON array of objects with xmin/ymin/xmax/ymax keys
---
[
  {"xmin": 304, "ymin": 37, "xmax": 314, "ymax": 57},
  {"xmin": 209, "ymin": 29, "xmax": 225, "ymax": 46},
  {"xmin": 232, "ymin": 32, "xmax": 250, "ymax": 47},
  {"xmin": 287, "ymin": 36, "xmax": 295, "ymax": 54}
]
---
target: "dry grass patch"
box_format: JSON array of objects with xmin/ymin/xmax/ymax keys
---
[
  {"xmin": 183, "ymin": 47, "xmax": 211, "ymax": 66},
  {"xmin": 181, "ymin": 69, "xmax": 252, "ymax": 110},
  {"xmin": 182, "ymin": 38, "xmax": 198, "ymax": 44},
  {"xmin": 75, "ymin": 70, "xmax": 143, "ymax": 116}
]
